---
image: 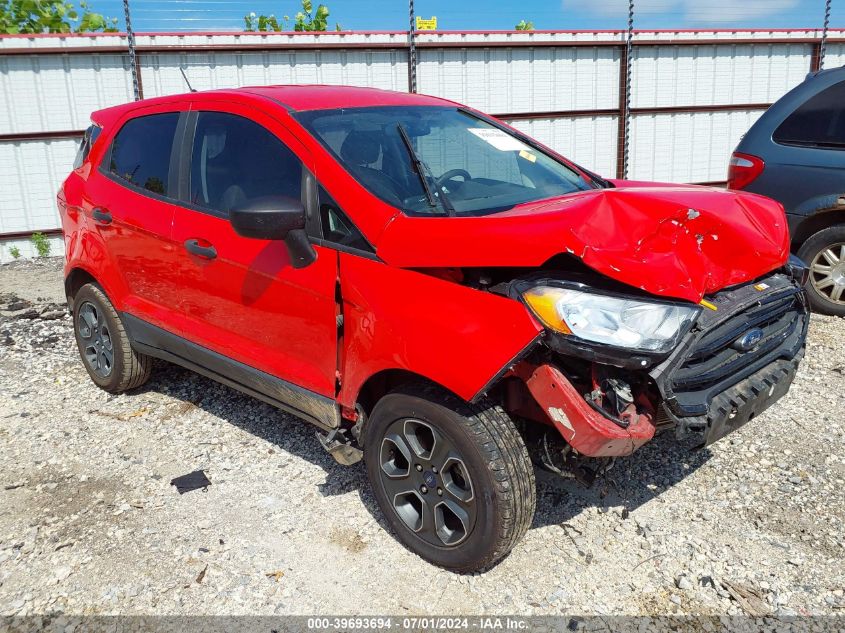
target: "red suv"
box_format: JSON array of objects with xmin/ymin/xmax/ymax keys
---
[{"xmin": 59, "ymin": 86, "xmax": 809, "ymax": 572}]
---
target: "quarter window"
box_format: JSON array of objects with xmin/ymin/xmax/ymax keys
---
[
  {"xmin": 318, "ymin": 186, "xmax": 372, "ymax": 253},
  {"xmin": 189, "ymin": 112, "xmax": 304, "ymax": 215},
  {"xmin": 74, "ymin": 124, "xmax": 101, "ymax": 169},
  {"xmin": 773, "ymin": 81, "xmax": 845, "ymax": 149},
  {"xmin": 108, "ymin": 112, "xmax": 179, "ymax": 196}
]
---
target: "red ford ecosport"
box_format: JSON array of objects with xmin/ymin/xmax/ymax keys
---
[{"xmin": 59, "ymin": 86, "xmax": 809, "ymax": 572}]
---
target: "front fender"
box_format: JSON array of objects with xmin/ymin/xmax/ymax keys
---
[{"xmin": 337, "ymin": 254, "xmax": 543, "ymax": 407}]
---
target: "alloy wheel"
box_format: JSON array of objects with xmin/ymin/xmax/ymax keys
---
[
  {"xmin": 77, "ymin": 301, "xmax": 114, "ymax": 378},
  {"xmin": 378, "ymin": 418, "xmax": 476, "ymax": 547},
  {"xmin": 809, "ymin": 243, "xmax": 845, "ymax": 305}
]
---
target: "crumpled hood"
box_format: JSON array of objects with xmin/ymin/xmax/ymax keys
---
[{"xmin": 375, "ymin": 185, "xmax": 790, "ymax": 303}]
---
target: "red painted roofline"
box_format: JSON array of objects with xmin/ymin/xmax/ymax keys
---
[{"xmin": 0, "ymin": 27, "xmax": 836, "ymax": 39}]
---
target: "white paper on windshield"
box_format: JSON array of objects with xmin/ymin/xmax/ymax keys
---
[{"xmin": 468, "ymin": 128, "xmax": 528, "ymax": 152}]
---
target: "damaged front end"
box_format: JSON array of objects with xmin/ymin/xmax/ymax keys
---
[{"xmin": 490, "ymin": 258, "xmax": 809, "ymax": 481}]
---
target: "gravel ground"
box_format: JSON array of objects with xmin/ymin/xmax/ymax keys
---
[{"xmin": 0, "ymin": 258, "xmax": 844, "ymax": 619}]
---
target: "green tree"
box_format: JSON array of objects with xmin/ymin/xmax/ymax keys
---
[
  {"xmin": 244, "ymin": 12, "xmax": 289, "ymax": 32},
  {"xmin": 515, "ymin": 20, "xmax": 534, "ymax": 30},
  {"xmin": 0, "ymin": 0, "xmax": 117, "ymax": 34},
  {"xmin": 244, "ymin": 0, "xmax": 340, "ymax": 32}
]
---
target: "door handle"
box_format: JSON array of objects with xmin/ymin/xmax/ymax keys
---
[
  {"xmin": 184, "ymin": 239, "xmax": 217, "ymax": 260},
  {"xmin": 91, "ymin": 207, "xmax": 112, "ymax": 225}
]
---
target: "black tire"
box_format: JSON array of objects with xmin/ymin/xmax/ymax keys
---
[
  {"xmin": 797, "ymin": 225, "xmax": 845, "ymax": 317},
  {"xmin": 72, "ymin": 283, "xmax": 152, "ymax": 392},
  {"xmin": 364, "ymin": 382, "xmax": 536, "ymax": 572}
]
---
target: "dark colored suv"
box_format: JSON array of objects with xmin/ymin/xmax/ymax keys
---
[
  {"xmin": 60, "ymin": 86, "xmax": 809, "ymax": 571},
  {"xmin": 729, "ymin": 65, "xmax": 845, "ymax": 316}
]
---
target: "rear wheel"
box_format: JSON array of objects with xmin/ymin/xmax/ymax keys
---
[
  {"xmin": 72, "ymin": 283, "xmax": 152, "ymax": 392},
  {"xmin": 364, "ymin": 382, "xmax": 536, "ymax": 572},
  {"xmin": 797, "ymin": 225, "xmax": 845, "ymax": 317}
]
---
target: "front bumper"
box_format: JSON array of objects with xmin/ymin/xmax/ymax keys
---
[
  {"xmin": 519, "ymin": 272, "xmax": 808, "ymax": 457},
  {"xmin": 693, "ymin": 353, "xmax": 802, "ymax": 446},
  {"xmin": 516, "ymin": 363, "xmax": 655, "ymax": 457},
  {"xmin": 653, "ymin": 272, "xmax": 808, "ymax": 446}
]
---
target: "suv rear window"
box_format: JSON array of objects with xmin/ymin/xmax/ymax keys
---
[
  {"xmin": 773, "ymin": 80, "xmax": 845, "ymax": 149},
  {"xmin": 108, "ymin": 112, "xmax": 179, "ymax": 196}
]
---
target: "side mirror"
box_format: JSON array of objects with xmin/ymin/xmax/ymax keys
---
[
  {"xmin": 230, "ymin": 197, "xmax": 305, "ymax": 240},
  {"xmin": 229, "ymin": 198, "xmax": 317, "ymax": 269}
]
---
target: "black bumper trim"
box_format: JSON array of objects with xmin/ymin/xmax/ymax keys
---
[
  {"xmin": 666, "ymin": 351, "xmax": 803, "ymax": 448},
  {"xmin": 650, "ymin": 273, "xmax": 809, "ymax": 418}
]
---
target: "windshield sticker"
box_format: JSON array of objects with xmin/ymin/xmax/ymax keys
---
[
  {"xmin": 468, "ymin": 128, "xmax": 529, "ymax": 152},
  {"xmin": 518, "ymin": 149, "xmax": 537, "ymax": 163}
]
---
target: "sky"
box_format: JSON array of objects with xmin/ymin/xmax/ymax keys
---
[{"xmin": 92, "ymin": 0, "xmax": 844, "ymax": 33}]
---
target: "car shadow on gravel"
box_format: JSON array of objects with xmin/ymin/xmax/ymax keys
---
[
  {"xmin": 139, "ymin": 361, "xmax": 370, "ymax": 491},
  {"xmin": 531, "ymin": 432, "xmax": 713, "ymax": 529},
  {"xmin": 136, "ymin": 362, "xmax": 714, "ymax": 551},
  {"xmin": 137, "ymin": 363, "xmax": 397, "ymax": 535}
]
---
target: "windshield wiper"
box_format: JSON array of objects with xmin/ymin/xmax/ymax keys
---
[
  {"xmin": 396, "ymin": 123, "xmax": 455, "ymax": 216},
  {"xmin": 581, "ymin": 167, "xmax": 612, "ymax": 189}
]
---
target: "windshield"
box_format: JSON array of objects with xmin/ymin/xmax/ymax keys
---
[{"xmin": 295, "ymin": 106, "xmax": 593, "ymax": 216}]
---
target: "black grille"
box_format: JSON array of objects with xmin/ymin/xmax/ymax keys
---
[{"xmin": 667, "ymin": 276, "xmax": 807, "ymax": 417}]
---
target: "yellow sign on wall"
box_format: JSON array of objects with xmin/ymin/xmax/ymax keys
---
[{"xmin": 415, "ymin": 16, "xmax": 437, "ymax": 30}]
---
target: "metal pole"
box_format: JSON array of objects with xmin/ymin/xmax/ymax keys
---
[
  {"xmin": 408, "ymin": 0, "xmax": 417, "ymax": 93},
  {"xmin": 819, "ymin": 0, "xmax": 831, "ymax": 70},
  {"xmin": 123, "ymin": 0, "xmax": 140, "ymax": 101},
  {"xmin": 622, "ymin": 0, "xmax": 634, "ymax": 179}
]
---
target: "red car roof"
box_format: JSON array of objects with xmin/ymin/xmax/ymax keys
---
[
  {"xmin": 240, "ymin": 85, "xmax": 453, "ymax": 111},
  {"xmin": 92, "ymin": 85, "xmax": 453, "ymax": 126}
]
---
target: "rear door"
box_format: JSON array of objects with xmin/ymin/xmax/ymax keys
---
[
  {"xmin": 169, "ymin": 103, "xmax": 339, "ymax": 397},
  {"xmin": 84, "ymin": 104, "xmax": 188, "ymax": 327}
]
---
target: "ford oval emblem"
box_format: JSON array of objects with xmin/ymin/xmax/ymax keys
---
[{"xmin": 733, "ymin": 328, "xmax": 764, "ymax": 352}]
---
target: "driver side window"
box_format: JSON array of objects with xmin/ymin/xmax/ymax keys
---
[{"xmin": 190, "ymin": 111, "xmax": 304, "ymax": 216}]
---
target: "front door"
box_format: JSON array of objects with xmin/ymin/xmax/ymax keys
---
[{"xmin": 169, "ymin": 105, "xmax": 339, "ymax": 398}]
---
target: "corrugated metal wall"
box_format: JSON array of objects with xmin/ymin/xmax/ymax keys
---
[
  {"xmin": 627, "ymin": 41, "xmax": 814, "ymax": 183},
  {"xmin": 1, "ymin": 28, "xmax": 843, "ymax": 261},
  {"xmin": 417, "ymin": 46, "xmax": 620, "ymax": 112},
  {"xmin": 141, "ymin": 49, "xmax": 409, "ymax": 97}
]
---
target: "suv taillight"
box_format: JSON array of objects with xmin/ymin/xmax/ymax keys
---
[{"xmin": 727, "ymin": 152, "xmax": 764, "ymax": 190}]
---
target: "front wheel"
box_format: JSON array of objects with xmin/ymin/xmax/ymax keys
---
[
  {"xmin": 797, "ymin": 225, "xmax": 845, "ymax": 317},
  {"xmin": 364, "ymin": 383, "xmax": 536, "ymax": 572}
]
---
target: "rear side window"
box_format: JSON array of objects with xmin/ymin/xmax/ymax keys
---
[
  {"xmin": 73, "ymin": 124, "xmax": 101, "ymax": 169},
  {"xmin": 108, "ymin": 112, "xmax": 179, "ymax": 196},
  {"xmin": 773, "ymin": 81, "xmax": 845, "ymax": 149},
  {"xmin": 189, "ymin": 112, "xmax": 303, "ymax": 215}
]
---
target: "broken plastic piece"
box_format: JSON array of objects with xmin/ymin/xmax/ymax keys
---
[
  {"xmin": 170, "ymin": 470, "xmax": 211, "ymax": 494},
  {"xmin": 516, "ymin": 362, "xmax": 655, "ymax": 457},
  {"xmin": 317, "ymin": 430, "xmax": 363, "ymax": 466}
]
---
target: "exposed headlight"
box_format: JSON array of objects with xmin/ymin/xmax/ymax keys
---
[{"xmin": 522, "ymin": 285, "xmax": 700, "ymax": 354}]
